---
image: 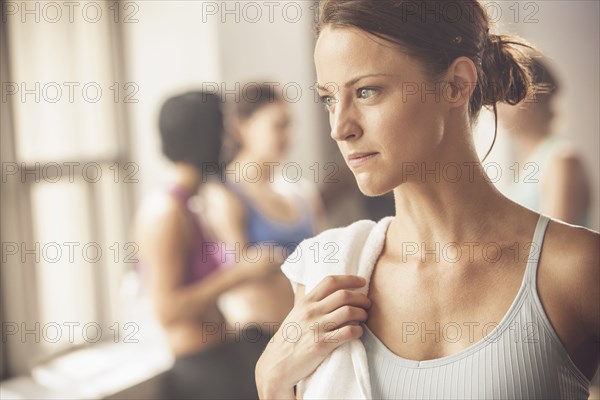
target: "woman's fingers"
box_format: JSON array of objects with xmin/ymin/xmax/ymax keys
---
[
  {"xmin": 335, "ymin": 324, "xmax": 365, "ymax": 341},
  {"xmin": 306, "ymin": 274, "xmax": 367, "ymax": 302},
  {"xmin": 255, "ymin": 276, "xmax": 371, "ymax": 393},
  {"xmin": 315, "ymin": 324, "xmax": 365, "ymax": 354},
  {"xmin": 300, "ymin": 275, "xmax": 371, "ymax": 336},
  {"xmin": 320, "ymin": 305, "xmax": 369, "ymax": 331},
  {"xmin": 317, "ymin": 288, "xmax": 371, "ymax": 314}
]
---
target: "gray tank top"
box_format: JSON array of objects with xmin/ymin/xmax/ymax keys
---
[{"xmin": 360, "ymin": 215, "xmax": 591, "ymax": 399}]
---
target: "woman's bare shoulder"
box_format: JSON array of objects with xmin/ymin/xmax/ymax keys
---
[
  {"xmin": 135, "ymin": 192, "xmax": 180, "ymax": 230},
  {"xmin": 542, "ymin": 219, "xmax": 600, "ymax": 339},
  {"xmin": 544, "ymin": 219, "xmax": 599, "ymax": 270},
  {"xmin": 133, "ymin": 191, "xmax": 195, "ymax": 256},
  {"xmin": 202, "ymin": 181, "xmax": 245, "ymax": 216}
]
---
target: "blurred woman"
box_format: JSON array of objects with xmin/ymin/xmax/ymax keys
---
[
  {"xmin": 499, "ymin": 56, "xmax": 591, "ymax": 227},
  {"xmin": 134, "ymin": 91, "xmax": 280, "ymax": 399},
  {"xmin": 205, "ymin": 83, "xmax": 325, "ymax": 332}
]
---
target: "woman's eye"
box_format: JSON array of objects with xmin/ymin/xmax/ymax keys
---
[
  {"xmin": 358, "ymin": 88, "xmax": 377, "ymax": 99},
  {"xmin": 320, "ymin": 95, "xmax": 337, "ymax": 111}
]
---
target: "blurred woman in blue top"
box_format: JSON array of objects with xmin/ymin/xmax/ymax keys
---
[{"xmin": 205, "ymin": 83, "xmax": 325, "ymax": 330}]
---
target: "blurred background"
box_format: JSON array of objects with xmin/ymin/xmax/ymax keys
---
[{"xmin": 1, "ymin": 0, "xmax": 598, "ymax": 398}]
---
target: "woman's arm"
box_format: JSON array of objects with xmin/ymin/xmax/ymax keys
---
[
  {"xmin": 202, "ymin": 181, "xmax": 249, "ymax": 248},
  {"xmin": 135, "ymin": 195, "xmax": 273, "ymax": 327},
  {"xmin": 255, "ymin": 276, "xmax": 372, "ymax": 399},
  {"xmin": 541, "ymin": 222, "xmax": 600, "ymax": 380},
  {"xmin": 571, "ymin": 230, "xmax": 600, "ymax": 354},
  {"xmin": 300, "ymin": 178, "xmax": 328, "ymax": 234},
  {"xmin": 203, "ymin": 182, "xmax": 285, "ymax": 271}
]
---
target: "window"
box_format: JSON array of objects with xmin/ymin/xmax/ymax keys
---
[{"xmin": 1, "ymin": 1, "xmax": 136, "ymax": 376}]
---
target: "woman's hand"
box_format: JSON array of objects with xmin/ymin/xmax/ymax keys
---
[{"xmin": 255, "ymin": 275, "xmax": 371, "ymax": 399}]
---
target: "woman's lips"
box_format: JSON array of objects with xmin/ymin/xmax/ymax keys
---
[{"xmin": 347, "ymin": 152, "xmax": 378, "ymax": 168}]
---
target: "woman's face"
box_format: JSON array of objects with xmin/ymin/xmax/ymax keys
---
[
  {"xmin": 238, "ymin": 101, "xmax": 291, "ymax": 163},
  {"xmin": 314, "ymin": 26, "xmax": 452, "ymax": 196}
]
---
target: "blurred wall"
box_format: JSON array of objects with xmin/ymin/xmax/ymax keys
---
[{"xmin": 121, "ymin": 1, "xmax": 223, "ymax": 205}]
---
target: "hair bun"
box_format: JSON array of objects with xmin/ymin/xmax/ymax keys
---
[{"xmin": 480, "ymin": 33, "xmax": 533, "ymax": 106}]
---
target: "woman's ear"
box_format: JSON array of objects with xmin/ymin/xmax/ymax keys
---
[{"xmin": 445, "ymin": 56, "xmax": 478, "ymax": 108}]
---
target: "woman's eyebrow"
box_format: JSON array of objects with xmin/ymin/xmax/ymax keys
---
[{"xmin": 317, "ymin": 73, "xmax": 397, "ymax": 93}]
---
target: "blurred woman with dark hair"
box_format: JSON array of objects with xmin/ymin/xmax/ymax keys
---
[
  {"xmin": 134, "ymin": 91, "xmax": 280, "ymax": 399},
  {"xmin": 499, "ymin": 55, "xmax": 591, "ymax": 227}
]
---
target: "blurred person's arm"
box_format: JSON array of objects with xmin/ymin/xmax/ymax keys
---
[
  {"xmin": 203, "ymin": 182, "xmax": 286, "ymax": 268},
  {"xmin": 135, "ymin": 195, "xmax": 273, "ymax": 327},
  {"xmin": 542, "ymin": 150, "xmax": 590, "ymax": 225},
  {"xmin": 203, "ymin": 181, "xmax": 249, "ymax": 247},
  {"xmin": 298, "ymin": 178, "xmax": 328, "ymax": 234}
]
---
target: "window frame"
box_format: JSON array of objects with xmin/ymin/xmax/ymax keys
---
[{"xmin": 1, "ymin": 10, "xmax": 137, "ymax": 378}]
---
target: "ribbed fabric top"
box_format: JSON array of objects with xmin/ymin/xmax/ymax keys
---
[{"xmin": 360, "ymin": 215, "xmax": 591, "ymax": 399}]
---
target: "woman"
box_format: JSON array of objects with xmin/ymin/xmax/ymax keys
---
[
  {"xmin": 134, "ymin": 91, "xmax": 281, "ymax": 399},
  {"xmin": 256, "ymin": 1, "xmax": 599, "ymax": 399},
  {"xmin": 499, "ymin": 56, "xmax": 591, "ymax": 227},
  {"xmin": 205, "ymin": 83, "xmax": 325, "ymax": 330}
]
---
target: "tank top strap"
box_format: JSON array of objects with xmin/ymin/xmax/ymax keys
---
[
  {"xmin": 524, "ymin": 214, "xmax": 551, "ymax": 290},
  {"xmin": 167, "ymin": 184, "xmax": 207, "ymax": 236}
]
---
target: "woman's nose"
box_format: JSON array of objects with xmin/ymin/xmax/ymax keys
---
[{"xmin": 330, "ymin": 102, "xmax": 362, "ymax": 142}]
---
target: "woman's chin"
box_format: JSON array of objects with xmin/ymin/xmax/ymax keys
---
[{"xmin": 355, "ymin": 177, "xmax": 392, "ymax": 197}]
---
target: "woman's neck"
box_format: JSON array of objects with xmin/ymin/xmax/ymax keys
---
[
  {"xmin": 230, "ymin": 152, "xmax": 279, "ymax": 186},
  {"xmin": 387, "ymin": 132, "xmax": 509, "ymax": 249},
  {"xmin": 172, "ymin": 163, "xmax": 201, "ymax": 194}
]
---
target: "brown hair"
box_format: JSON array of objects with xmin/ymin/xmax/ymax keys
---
[
  {"xmin": 222, "ymin": 83, "xmax": 284, "ymax": 163},
  {"xmin": 528, "ymin": 55, "xmax": 560, "ymax": 105},
  {"xmin": 231, "ymin": 83, "xmax": 283, "ymax": 121},
  {"xmin": 316, "ymin": 0, "xmax": 539, "ymax": 161}
]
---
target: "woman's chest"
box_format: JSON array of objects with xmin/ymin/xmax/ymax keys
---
[{"xmin": 365, "ymin": 258, "xmax": 525, "ymax": 361}]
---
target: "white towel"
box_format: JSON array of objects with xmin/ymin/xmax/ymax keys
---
[{"xmin": 280, "ymin": 217, "xmax": 394, "ymax": 399}]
